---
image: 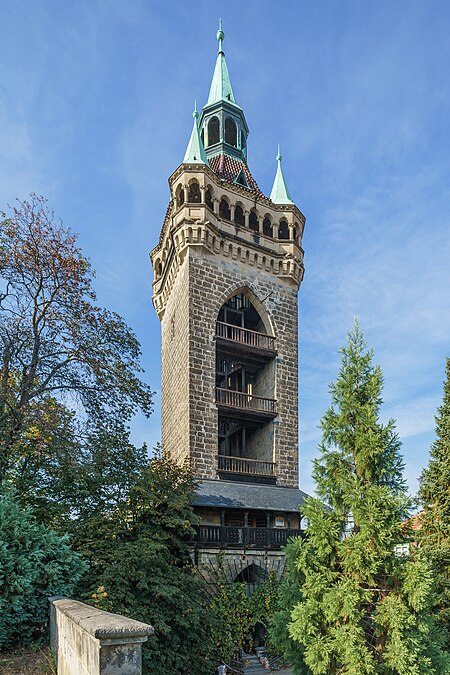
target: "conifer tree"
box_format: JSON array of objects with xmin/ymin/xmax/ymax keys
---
[
  {"xmin": 279, "ymin": 322, "xmax": 450, "ymax": 674},
  {"xmin": 418, "ymin": 358, "xmax": 450, "ymax": 645}
]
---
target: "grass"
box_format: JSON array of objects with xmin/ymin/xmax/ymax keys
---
[{"xmin": 0, "ymin": 646, "xmax": 55, "ymax": 674}]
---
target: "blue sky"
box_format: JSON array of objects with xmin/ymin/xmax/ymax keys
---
[{"xmin": 1, "ymin": 0, "xmax": 449, "ymax": 497}]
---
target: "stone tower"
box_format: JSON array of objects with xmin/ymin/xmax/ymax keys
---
[{"xmin": 151, "ymin": 25, "xmax": 307, "ymax": 577}]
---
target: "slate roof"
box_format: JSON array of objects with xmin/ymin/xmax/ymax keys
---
[
  {"xmin": 209, "ymin": 154, "xmax": 266, "ymax": 199},
  {"xmin": 193, "ymin": 479, "xmax": 309, "ymax": 513}
]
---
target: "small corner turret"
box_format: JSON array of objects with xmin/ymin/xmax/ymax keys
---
[
  {"xmin": 183, "ymin": 103, "xmax": 209, "ymax": 165},
  {"xmin": 270, "ymin": 147, "xmax": 294, "ymax": 205}
]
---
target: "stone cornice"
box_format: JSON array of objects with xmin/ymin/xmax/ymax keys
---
[{"xmin": 152, "ymin": 216, "xmax": 304, "ymax": 319}]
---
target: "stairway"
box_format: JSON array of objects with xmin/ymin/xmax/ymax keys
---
[
  {"xmin": 242, "ymin": 654, "xmax": 294, "ymax": 674},
  {"xmin": 243, "ymin": 653, "xmax": 269, "ymax": 673}
]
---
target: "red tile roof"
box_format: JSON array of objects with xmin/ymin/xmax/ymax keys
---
[{"xmin": 209, "ymin": 154, "xmax": 266, "ymax": 199}]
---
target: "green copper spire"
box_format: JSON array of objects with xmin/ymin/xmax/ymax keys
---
[
  {"xmin": 183, "ymin": 103, "xmax": 208, "ymax": 164},
  {"xmin": 270, "ymin": 146, "xmax": 293, "ymax": 204},
  {"xmin": 206, "ymin": 20, "xmax": 236, "ymax": 105}
]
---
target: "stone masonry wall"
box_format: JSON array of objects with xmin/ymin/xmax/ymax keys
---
[{"xmin": 161, "ymin": 256, "xmax": 191, "ymax": 466}]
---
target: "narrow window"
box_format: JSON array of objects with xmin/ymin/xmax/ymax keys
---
[
  {"xmin": 234, "ymin": 205, "xmax": 245, "ymax": 227},
  {"xmin": 188, "ymin": 182, "xmax": 201, "ymax": 203},
  {"xmin": 205, "ymin": 188, "xmax": 214, "ymax": 210},
  {"xmin": 208, "ymin": 117, "xmax": 219, "ymax": 146},
  {"xmin": 278, "ymin": 220, "xmax": 289, "ymax": 239},
  {"xmin": 263, "ymin": 217, "xmax": 272, "ymax": 238},
  {"xmin": 225, "ymin": 117, "xmax": 237, "ymax": 147},
  {"xmin": 176, "ymin": 185, "xmax": 184, "ymax": 208},
  {"xmin": 219, "ymin": 199, "xmax": 231, "ymax": 220},
  {"xmin": 249, "ymin": 210, "xmax": 259, "ymax": 232}
]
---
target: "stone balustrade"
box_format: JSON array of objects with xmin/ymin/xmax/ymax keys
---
[{"xmin": 49, "ymin": 597, "xmax": 154, "ymax": 675}]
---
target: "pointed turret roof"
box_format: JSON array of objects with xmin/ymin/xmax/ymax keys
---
[
  {"xmin": 270, "ymin": 147, "xmax": 293, "ymax": 204},
  {"xmin": 183, "ymin": 104, "xmax": 208, "ymax": 165},
  {"xmin": 206, "ymin": 20, "xmax": 236, "ymax": 106}
]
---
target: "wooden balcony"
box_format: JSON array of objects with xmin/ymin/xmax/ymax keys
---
[
  {"xmin": 218, "ymin": 455, "xmax": 276, "ymax": 477},
  {"xmin": 216, "ymin": 321, "xmax": 276, "ymax": 359},
  {"xmin": 190, "ymin": 525, "xmax": 303, "ymax": 548},
  {"xmin": 216, "ymin": 387, "xmax": 278, "ymax": 419}
]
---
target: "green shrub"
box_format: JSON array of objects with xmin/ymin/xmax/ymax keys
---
[{"xmin": 0, "ymin": 491, "xmax": 87, "ymax": 649}]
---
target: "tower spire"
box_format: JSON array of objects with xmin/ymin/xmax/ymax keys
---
[
  {"xmin": 270, "ymin": 147, "xmax": 293, "ymax": 204},
  {"xmin": 206, "ymin": 20, "xmax": 236, "ymax": 105},
  {"xmin": 183, "ymin": 103, "xmax": 208, "ymax": 165}
]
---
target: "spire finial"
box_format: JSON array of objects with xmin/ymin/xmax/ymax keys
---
[
  {"xmin": 270, "ymin": 146, "xmax": 293, "ymax": 204},
  {"xmin": 184, "ymin": 105, "xmax": 208, "ymax": 165},
  {"xmin": 217, "ymin": 18, "xmax": 225, "ymax": 53}
]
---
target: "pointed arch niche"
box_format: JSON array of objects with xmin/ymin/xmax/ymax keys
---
[{"xmin": 215, "ymin": 289, "xmax": 277, "ymax": 482}]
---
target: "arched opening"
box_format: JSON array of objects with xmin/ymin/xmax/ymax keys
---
[
  {"xmin": 176, "ymin": 185, "xmax": 184, "ymax": 208},
  {"xmin": 225, "ymin": 117, "xmax": 237, "ymax": 147},
  {"xmin": 249, "ymin": 210, "xmax": 259, "ymax": 233},
  {"xmin": 241, "ymin": 132, "xmax": 247, "ymax": 151},
  {"xmin": 294, "ymin": 222, "xmax": 300, "ymax": 245},
  {"xmin": 216, "ymin": 290, "xmax": 276, "ymax": 475},
  {"xmin": 155, "ymin": 260, "xmax": 162, "ymax": 279},
  {"xmin": 234, "ymin": 205, "xmax": 245, "ymax": 227},
  {"xmin": 218, "ymin": 292, "xmax": 267, "ymax": 333},
  {"xmin": 207, "ymin": 116, "xmax": 219, "ymax": 146},
  {"xmin": 278, "ymin": 220, "xmax": 289, "ymax": 240},
  {"xmin": 263, "ymin": 217, "xmax": 272, "ymax": 238},
  {"xmin": 201, "ymin": 127, "xmax": 205, "ymax": 146},
  {"xmin": 205, "ymin": 188, "xmax": 214, "ymax": 210},
  {"xmin": 234, "ymin": 563, "xmax": 268, "ymax": 596},
  {"xmin": 188, "ymin": 181, "xmax": 201, "ymax": 203},
  {"xmin": 219, "ymin": 198, "xmax": 231, "ymax": 221}
]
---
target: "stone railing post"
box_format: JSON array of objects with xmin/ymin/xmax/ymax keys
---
[{"xmin": 49, "ymin": 597, "xmax": 154, "ymax": 675}]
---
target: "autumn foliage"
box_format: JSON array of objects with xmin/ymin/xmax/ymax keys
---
[{"xmin": 0, "ymin": 195, "xmax": 152, "ymax": 479}]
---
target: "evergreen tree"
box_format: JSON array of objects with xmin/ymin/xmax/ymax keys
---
[
  {"xmin": 277, "ymin": 322, "xmax": 450, "ymax": 674},
  {"xmin": 0, "ymin": 491, "xmax": 86, "ymax": 649},
  {"xmin": 418, "ymin": 358, "xmax": 450, "ymax": 645}
]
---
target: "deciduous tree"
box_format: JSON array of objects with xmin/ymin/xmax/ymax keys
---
[{"xmin": 0, "ymin": 195, "xmax": 152, "ymax": 479}]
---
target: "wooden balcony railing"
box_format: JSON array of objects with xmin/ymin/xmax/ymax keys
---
[
  {"xmin": 218, "ymin": 455, "xmax": 276, "ymax": 476},
  {"xmin": 190, "ymin": 525, "xmax": 303, "ymax": 548},
  {"xmin": 216, "ymin": 321, "xmax": 276, "ymax": 352},
  {"xmin": 216, "ymin": 387, "xmax": 277, "ymax": 415}
]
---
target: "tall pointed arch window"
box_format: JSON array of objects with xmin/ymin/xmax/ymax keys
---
[
  {"xmin": 225, "ymin": 117, "xmax": 237, "ymax": 147},
  {"xmin": 207, "ymin": 117, "xmax": 220, "ymax": 146}
]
